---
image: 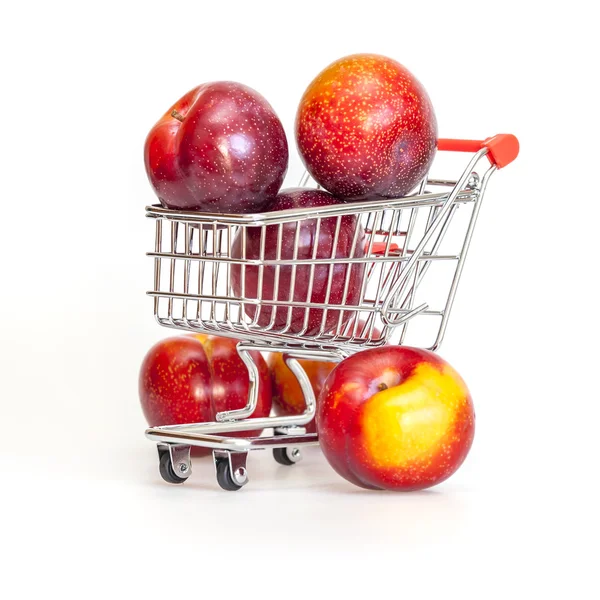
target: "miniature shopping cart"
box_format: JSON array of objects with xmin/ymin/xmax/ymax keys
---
[{"xmin": 144, "ymin": 134, "xmax": 519, "ymax": 490}]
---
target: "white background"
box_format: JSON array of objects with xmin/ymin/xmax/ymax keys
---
[{"xmin": 1, "ymin": 1, "xmax": 598, "ymax": 597}]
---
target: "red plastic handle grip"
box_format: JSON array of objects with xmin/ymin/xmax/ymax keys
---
[{"xmin": 437, "ymin": 134, "xmax": 519, "ymax": 169}]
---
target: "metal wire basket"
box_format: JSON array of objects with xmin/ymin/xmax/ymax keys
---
[{"xmin": 144, "ymin": 134, "xmax": 519, "ymax": 490}]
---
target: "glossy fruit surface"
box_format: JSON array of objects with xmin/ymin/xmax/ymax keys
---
[
  {"xmin": 230, "ymin": 188, "xmax": 366, "ymax": 335},
  {"xmin": 139, "ymin": 337, "xmax": 213, "ymax": 426},
  {"xmin": 296, "ymin": 54, "xmax": 437, "ymax": 201},
  {"xmin": 144, "ymin": 81, "xmax": 288, "ymax": 213},
  {"xmin": 317, "ymin": 346, "xmax": 474, "ymax": 490},
  {"xmin": 268, "ymin": 353, "xmax": 336, "ymax": 433},
  {"xmin": 192, "ymin": 334, "xmax": 272, "ymax": 427},
  {"xmin": 139, "ymin": 335, "xmax": 272, "ymax": 444}
]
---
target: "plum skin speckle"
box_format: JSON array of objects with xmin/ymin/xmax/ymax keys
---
[
  {"xmin": 296, "ymin": 54, "xmax": 438, "ymax": 201},
  {"xmin": 144, "ymin": 81, "xmax": 288, "ymax": 213}
]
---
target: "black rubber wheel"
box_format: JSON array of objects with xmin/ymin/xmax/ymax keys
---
[
  {"xmin": 159, "ymin": 451, "xmax": 188, "ymax": 485},
  {"xmin": 273, "ymin": 447, "xmax": 296, "ymax": 466},
  {"xmin": 215, "ymin": 459, "xmax": 243, "ymax": 491}
]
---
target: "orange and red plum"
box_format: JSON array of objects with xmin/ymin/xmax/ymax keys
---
[
  {"xmin": 139, "ymin": 335, "xmax": 272, "ymax": 454},
  {"xmin": 317, "ymin": 346, "xmax": 474, "ymax": 490},
  {"xmin": 268, "ymin": 353, "xmax": 336, "ymax": 433},
  {"xmin": 296, "ymin": 54, "xmax": 437, "ymax": 201},
  {"xmin": 139, "ymin": 336, "xmax": 213, "ymax": 427}
]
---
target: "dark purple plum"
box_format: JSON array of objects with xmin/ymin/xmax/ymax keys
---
[
  {"xmin": 144, "ymin": 82, "xmax": 288, "ymax": 213},
  {"xmin": 230, "ymin": 188, "xmax": 366, "ymax": 335}
]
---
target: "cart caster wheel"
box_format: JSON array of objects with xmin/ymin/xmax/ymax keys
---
[
  {"xmin": 215, "ymin": 458, "xmax": 246, "ymax": 491},
  {"xmin": 273, "ymin": 447, "xmax": 302, "ymax": 466},
  {"xmin": 159, "ymin": 451, "xmax": 189, "ymax": 485}
]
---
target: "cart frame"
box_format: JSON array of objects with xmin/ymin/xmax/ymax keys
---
[{"xmin": 144, "ymin": 134, "xmax": 519, "ymax": 490}]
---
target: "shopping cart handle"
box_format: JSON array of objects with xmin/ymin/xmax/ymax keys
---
[{"xmin": 437, "ymin": 134, "xmax": 519, "ymax": 169}]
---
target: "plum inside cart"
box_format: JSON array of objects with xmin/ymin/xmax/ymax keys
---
[{"xmin": 144, "ymin": 134, "xmax": 519, "ymax": 490}]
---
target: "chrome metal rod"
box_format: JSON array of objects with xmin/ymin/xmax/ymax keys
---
[
  {"xmin": 429, "ymin": 166, "xmax": 496, "ymax": 351},
  {"xmin": 149, "ymin": 411, "xmax": 316, "ymax": 434},
  {"xmin": 215, "ymin": 345, "xmax": 261, "ymax": 422},
  {"xmin": 145, "ymin": 191, "xmax": 476, "ymax": 226},
  {"xmin": 298, "ymin": 171, "xmax": 311, "ymax": 187},
  {"xmin": 381, "ymin": 148, "xmax": 489, "ymax": 324},
  {"xmin": 146, "ymin": 252, "xmax": 461, "ymax": 265},
  {"xmin": 286, "ymin": 355, "xmax": 316, "ymax": 421},
  {"xmin": 145, "ymin": 429, "xmax": 319, "ymax": 451}
]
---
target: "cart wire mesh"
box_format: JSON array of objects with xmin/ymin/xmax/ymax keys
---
[{"xmin": 146, "ymin": 158, "xmax": 492, "ymax": 354}]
